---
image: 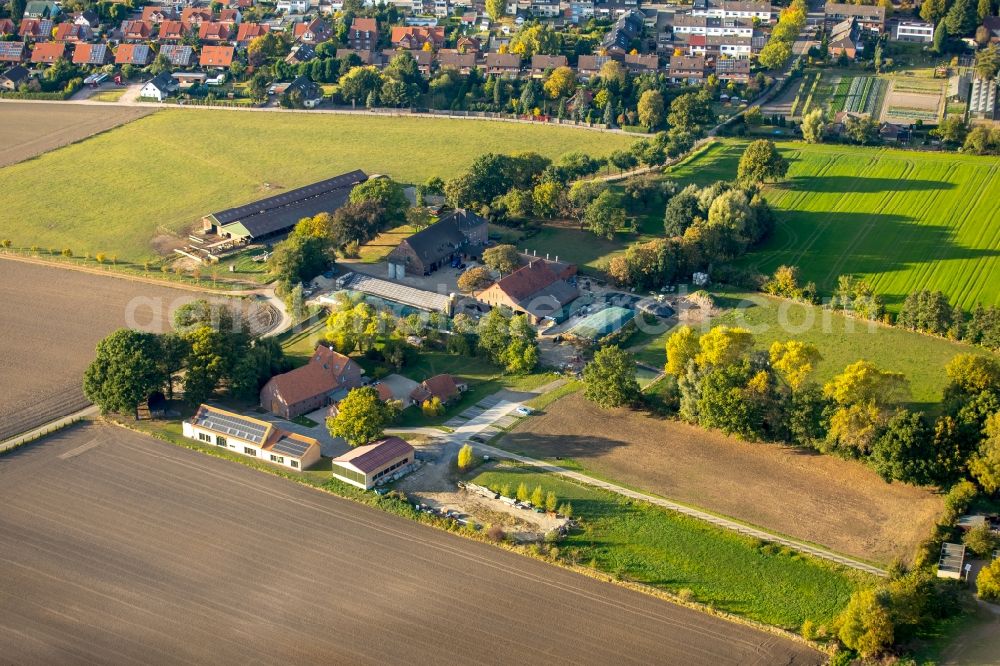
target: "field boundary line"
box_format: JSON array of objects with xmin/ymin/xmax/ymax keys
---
[
  {"xmin": 475, "ymin": 442, "xmax": 888, "ymax": 577},
  {"xmin": 0, "ymin": 405, "xmax": 98, "ymax": 455}
]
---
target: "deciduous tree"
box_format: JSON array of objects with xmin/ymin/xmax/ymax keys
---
[
  {"xmin": 583, "ymin": 345, "xmax": 640, "ymax": 408},
  {"xmin": 736, "ymin": 139, "xmax": 788, "ymax": 185},
  {"xmin": 327, "ymin": 386, "xmax": 395, "ymax": 446},
  {"xmin": 83, "ymin": 329, "xmax": 166, "ymax": 415}
]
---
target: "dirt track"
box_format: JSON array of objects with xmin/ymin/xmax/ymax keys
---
[
  {"xmin": 0, "ymin": 424, "xmax": 823, "ymax": 665},
  {"xmin": 501, "ymin": 392, "xmax": 943, "ymax": 565},
  {"xmin": 0, "ymin": 102, "xmax": 153, "ymax": 168},
  {"xmin": 0, "ymin": 259, "xmax": 235, "ymax": 440}
]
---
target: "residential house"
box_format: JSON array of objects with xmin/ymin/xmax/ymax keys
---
[
  {"xmin": 624, "ymin": 52, "xmax": 658, "ymax": 73},
  {"xmin": 0, "ymin": 18, "xmax": 16, "ymax": 36},
  {"xmin": 259, "ymin": 345, "xmax": 365, "ymax": 419},
  {"xmin": 390, "ymin": 25, "xmax": 445, "ymax": 49},
  {"xmin": 335, "ymin": 47, "xmax": 382, "ymax": 65},
  {"xmin": 116, "ymin": 43, "xmax": 153, "ymax": 65},
  {"xmin": 158, "ymin": 21, "xmax": 186, "ymax": 42},
  {"xmin": 715, "ymin": 56, "xmax": 750, "ymax": 82},
  {"xmin": 828, "ymin": 17, "xmax": 861, "ymax": 59},
  {"xmin": 0, "ymin": 42, "xmax": 28, "ymax": 63},
  {"xmin": 672, "ymin": 15, "xmax": 753, "ymax": 37},
  {"xmin": 690, "ymin": 0, "xmax": 773, "ymax": 22},
  {"xmin": 294, "ymin": 17, "xmax": 333, "ymax": 44},
  {"xmin": 139, "ymin": 72, "xmax": 177, "ymax": 102},
  {"xmin": 183, "ymin": 404, "xmax": 322, "ymax": 471},
  {"xmin": 567, "ymin": 0, "xmax": 595, "ymax": 23},
  {"xmin": 18, "ymin": 18, "xmax": 54, "ymax": 40},
  {"xmin": 172, "ymin": 71, "xmax": 207, "ymax": 87},
  {"xmin": 180, "ymin": 7, "xmax": 214, "ymax": 29},
  {"xmin": 529, "ymin": 0, "xmax": 561, "ymax": 17},
  {"xmin": 31, "ymin": 41, "xmax": 66, "ymax": 64},
  {"xmin": 287, "ymin": 43, "xmax": 318, "ymax": 64},
  {"xmin": 0, "ymin": 64, "xmax": 29, "ymax": 90},
  {"xmin": 159, "ymin": 44, "xmax": 195, "ymax": 66},
  {"xmin": 530, "ymin": 53, "xmax": 567, "ymax": 76},
  {"xmin": 53, "ymin": 22, "xmax": 93, "ymax": 42},
  {"xmin": 217, "ymin": 8, "xmax": 242, "ymax": 24},
  {"xmin": 235, "ymin": 21, "xmax": 268, "ymax": 46},
  {"xmin": 602, "ymin": 8, "xmax": 644, "ymax": 54},
  {"xmin": 285, "ymin": 74, "xmax": 323, "ymax": 107},
  {"xmin": 824, "ymin": 2, "xmax": 884, "ymax": 32},
  {"xmin": 410, "ymin": 374, "xmax": 466, "ymax": 405},
  {"xmin": 198, "ymin": 21, "xmax": 231, "ymax": 43},
  {"xmin": 386, "ymin": 209, "xmax": 488, "ymax": 278},
  {"xmin": 142, "ymin": 6, "xmax": 177, "ymax": 23},
  {"xmin": 595, "ymin": 0, "xmax": 639, "ymax": 18},
  {"xmin": 456, "ymin": 35, "xmax": 480, "ymax": 53},
  {"xmin": 120, "ymin": 19, "xmax": 154, "ymax": 42},
  {"xmin": 277, "ymin": 0, "xmax": 313, "ymax": 12},
  {"xmin": 477, "ymin": 258, "xmax": 579, "ymax": 324},
  {"xmin": 23, "ymin": 0, "xmax": 59, "ymax": 19},
  {"xmin": 73, "ymin": 9, "xmax": 101, "ymax": 29},
  {"xmin": 349, "ymin": 17, "xmax": 378, "ymax": 50},
  {"xmin": 669, "ymin": 54, "xmax": 706, "ymax": 82},
  {"xmin": 331, "ymin": 437, "xmax": 415, "ymax": 489},
  {"xmin": 382, "ymin": 47, "xmax": 432, "ymax": 74},
  {"xmin": 894, "ymin": 20, "xmax": 933, "ymax": 43},
  {"xmin": 436, "ymin": 49, "xmax": 476, "ymax": 73},
  {"xmin": 200, "ymin": 44, "xmax": 235, "ymax": 68},
  {"xmin": 73, "ymin": 42, "xmax": 113, "ymax": 66},
  {"xmin": 485, "ymin": 52, "xmax": 522, "ymax": 78},
  {"xmin": 577, "ymin": 53, "xmax": 611, "ymax": 78}
]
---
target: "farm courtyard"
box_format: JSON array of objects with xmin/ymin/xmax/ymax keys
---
[
  {"xmin": 497, "ymin": 391, "xmax": 944, "ymax": 565},
  {"xmin": 667, "ymin": 140, "xmax": 1000, "ymax": 312},
  {"xmin": 0, "ymin": 107, "xmax": 635, "ymax": 262}
]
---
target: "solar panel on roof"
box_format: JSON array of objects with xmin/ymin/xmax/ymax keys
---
[
  {"xmin": 272, "ymin": 437, "xmax": 310, "ymax": 457},
  {"xmin": 195, "ymin": 410, "xmax": 267, "ymax": 444}
]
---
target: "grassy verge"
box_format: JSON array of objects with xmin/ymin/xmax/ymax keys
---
[{"xmin": 471, "ymin": 464, "xmax": 872, "ymax": 630}]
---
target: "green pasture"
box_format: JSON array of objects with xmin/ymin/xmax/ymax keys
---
[
  {"xmin": 0, "ymin": 109, "xmax": 634, "ymax": 261},
  {"xmin": 472, "ymin": 464, "xmax": 871, "ymax": 629}
]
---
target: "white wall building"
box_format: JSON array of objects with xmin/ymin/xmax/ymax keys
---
[
  {"xmin": 894, "ymin": 20, "xmax": 934, "ymax": 43},
  {"xmin": 183, "ymin": 404, "xmax": 322, "ymax": 471}
]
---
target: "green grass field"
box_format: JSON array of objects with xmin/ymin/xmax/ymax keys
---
[
  {"xmin": 666, "ymin": 140, "xmax": 1000, "ymax": 312},
  {"xmin": 472, "ymin": 465, "xmax": 870, "ymax": 629},
  {"xmin": 0, "ymin": 109, "xmax": 634, "ymax": 261},
  {"xmin": 633, "ymin": 289, "xmax": 994, "ymax": 410}
]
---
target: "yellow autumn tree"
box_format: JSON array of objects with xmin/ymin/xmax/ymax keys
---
[
  {"xmin": 695, "ymin": 326, "xmax": 754, "ymax": 368},
  {"xmin": 769, "ymin": 340, "xmax": 822, "ymax": 390},
  {"xmin": 665, "ymin": 325, "xmax": 699, "ymax": 377}
]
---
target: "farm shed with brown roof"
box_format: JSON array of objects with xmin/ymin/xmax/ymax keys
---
[
  {"xmin": 331, "ymin": 437, "xmax": 415, "ymax": 489},
  {"xmin": 259, "ymin": 345, "xmax": 365, "ymax": 419}
]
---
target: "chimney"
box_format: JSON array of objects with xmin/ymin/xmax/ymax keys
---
[
  {"xmin": 533, "ymin": 250, "xmax": 537, "ymax": 257},
  {"xmin": 555, "ymin": 255, "xmax": 559, "ymax": 262},
  {"xmin": 546, "ymin": 253, "xmax": 549, "ymax": 260}
]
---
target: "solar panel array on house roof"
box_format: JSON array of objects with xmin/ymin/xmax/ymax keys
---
[
  {"xmin": 0, "ymin": 41, "xmax": 26, "ymax": 60},
  {"xmin": 271, "ymin": 435, "xmax": 311, "ymax": 458},
  {"xmin": 194, "ymin": 409, "xmax": 268, "ymax": 444}
]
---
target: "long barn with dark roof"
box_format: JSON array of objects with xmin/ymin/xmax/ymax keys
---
[{"xmin": 202, "ymin": 170, "xmax": 367, "ymax": 241}]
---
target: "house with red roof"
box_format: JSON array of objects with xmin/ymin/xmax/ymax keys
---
[
  {"xmin": 158, "ymin": 20, "xmax": 186, "ymax": 42},
  {"xmin": 73, "ymin": 42, "xmax": 113, "ymax": 66},
  {"xmin": 198, "ymin": 21, "xmax": 231, "ymax": 43},
  {"xmin": 53, "ymin": 22, "xmax": 92, "ymax": 42},
  {"xmin": 477, "ymin": 258, "xmax": 579, "ymax": 324},
  {"xmin": 18, "ymin": 18, "xmax": 53, "ymax": 40},
  {"xmin": 259, "ymin": 345, "xmax": 365, "ymax": 419},
  {"xmin": 409, "ymin": 374, "xmax": 467, "ymax": 405},
  {"xmin": 120, "ymin": 19, "xmax": 153, "ymax": 42},
  {"xmin": 0, "ymin": 41, "xmax": 28, "ymax": 63},
  {"xmin": 142, "ymin": 6, "xmax": 176, "ymax": 23},
  {"xmin": 199, "ymin": 44, "xmax": 235, "ymax": 68},
  {"xmin": 115, "ymin": 43, "xmax": 153, "ymax": 65},
  {"xmin": 0, "ymin": 18, "xmax": 17, "ymax": 36},
  {"xmin": 390, "ymin": 25, "xmax": 444, "ymax": 49},
  {"xmin": 348, "ymin": 17, "xmax": 377, "ymax": 51},
  {"xmin": 31, "ymin": 41, "xmax": 67, "ymax": 64},
  {"xmin": 181, "ymin": 6, "xmax": 213, "ymax": 28},
  {"xmin": 293, "ymin": 17, "xmax": 333, "ymax": 44},
  {"xmin": 235, "ymin": 21, "xmax": 268, "ymax": 46}
]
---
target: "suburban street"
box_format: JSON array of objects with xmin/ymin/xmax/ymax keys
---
[{"xmin": 0, "ymin": 424, "xmax": 823, "ymax": 665}]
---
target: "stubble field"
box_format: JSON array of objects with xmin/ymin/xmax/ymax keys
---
[
  {"xmin": 499, "ymin": 392, "xmax": 943, "ymax": 565},
  {"xmin": 0, "ymin": 102, "xmax": 154, "ymax": 168},
  {"xmin": 0, "ymin": 107, "xmax": 635, "ymax": 261},
  {"xmin": 0, "ymin": 259, "xmax": 235, "ymax": 440}
]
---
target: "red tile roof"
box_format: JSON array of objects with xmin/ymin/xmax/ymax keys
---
[
  {"xmin": 492, "ymin": 260, "xmax": 559, "ymax": 302},
  {"xmin": 0, "ymin": 18, "xmax": 15, "ymax": 35},
  {"xmin": 236, "ymin": 21, "xmax": 268, "ymax": 42},
  {"xmin": 333, "ymin": 437, "xmax": 414, "ymax": 474},
  {"xmin": 31, "ymin": 41, "xmax": 66, "ymax": 63},
  {"xmin": 265, "ymin": 346, "xmax": 358, "ymax": 407},
  {"xmin": 121, "ymin": 19, "xmax": 153, "ymax": 39},
  {"xmin": 351, "ymin": 17, "xmax": 377, "ymax": 33},
  {"xmin": 200, "ymin": 44, "xmax": 235, "ymax": 67},
  {"xmin": 198, "ymin": 21, "xmax": 230, "ymax": 41},
  {"xmin": 158, "ymin": 20, "xmax": 185, "ymax": 40},
  {"xmin": 390, "ymin": 25, "xmax": 444, "ymax": 47},
  {"xmin": 73, "ymin": 42, "xmax": 111, "ymax": 64},
  {"xmin": 115, "ymin": 43, "xmax": 152, "ymax": 64},
  {"xmin": 410, "ymin": 374, "xmax": 460, "ymax": 403}
]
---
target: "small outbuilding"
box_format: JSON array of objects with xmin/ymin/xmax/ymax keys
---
[
  {"xmin": 936, "ymin": 542, "xmax": 966, "ymax": 580},
  {"xmin": 331, "ymin": 436, "xmax": 415, "ymax": 490}
]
